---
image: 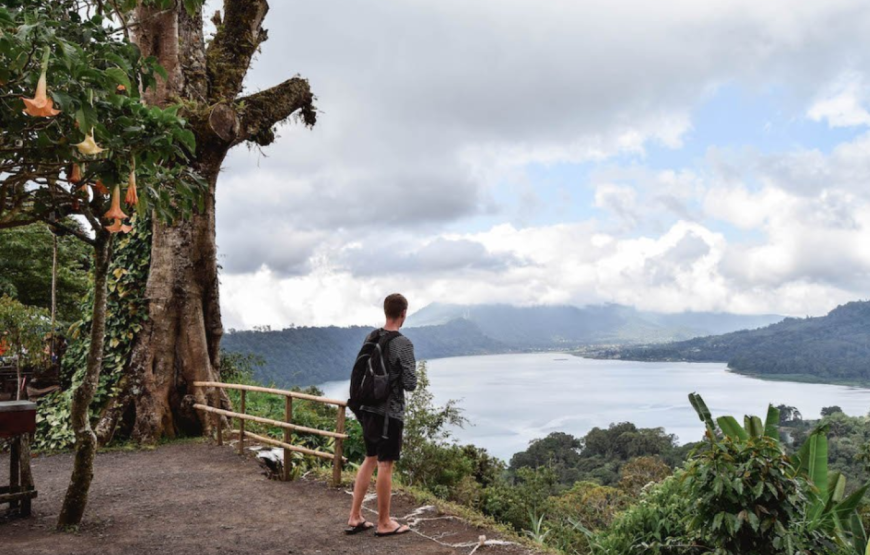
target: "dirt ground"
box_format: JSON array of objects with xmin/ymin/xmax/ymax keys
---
[{"xmin": 0, "ymin": 441, "xmax": 535, "ymax": 555}]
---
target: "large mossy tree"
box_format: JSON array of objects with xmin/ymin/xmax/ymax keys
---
[{"xmin": 90, "ymin": 0, "xmax": 316, "ymax": 445}]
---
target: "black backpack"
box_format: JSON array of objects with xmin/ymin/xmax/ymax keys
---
[{"xmin": 347, "ymin": 329, "xmax": 401, "ymax": 420}]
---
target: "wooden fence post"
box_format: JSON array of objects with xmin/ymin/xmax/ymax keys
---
[
  {"xmin": 282, "ymin": 396, "xmax": 293, "ymax": 481},
  {"xmin": 238, "ymin": 390, "xmax": 246, "ymax": 455},
  {"xmin": 215, "ymin": 387, "xmax": 223, "ymax": 446},
  {"xmin": 332, "ymin": 406, "xmax": 346, "ymax": 487}
]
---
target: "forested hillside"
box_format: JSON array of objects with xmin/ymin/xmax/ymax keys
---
[
  {"xmin": 221, "ymin": 319, "xmax": 507, "ymax": 387},
  {"xmin": 407, "ymin": 303, "xmax": 782, "ymax": 347},
  {"xmin": 222, "ymin": 302, "xmax": 787, "ymax": 387},
  {"xmin": 596, "ymin": 300, "xmax": 870, "ymax": 384}
]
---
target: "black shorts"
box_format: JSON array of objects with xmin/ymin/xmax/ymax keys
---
[{"xmin": 360, "ymin": 411, "xmax": 404, "ymax": 462}]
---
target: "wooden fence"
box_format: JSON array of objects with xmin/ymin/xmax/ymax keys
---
[{"xmin": 192, "ymin": 381, "xmax": 348, "ymax": 486}]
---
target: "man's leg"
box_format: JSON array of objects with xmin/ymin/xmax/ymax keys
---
[
  {"xmin": 348, "ymin": 456, "xmax": 378, "ymax": 526},
  {"xmin": 376, "ymin": 460, "xmax": 409, "ymax": 533}
]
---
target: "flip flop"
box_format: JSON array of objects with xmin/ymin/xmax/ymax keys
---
[
  {"xmin": 374, "ymin": 524, "xmax": 410, "ymax": 537},
  {"xmin": 344, "ymin": 521, "xmax": 374, "ymax": 535}
]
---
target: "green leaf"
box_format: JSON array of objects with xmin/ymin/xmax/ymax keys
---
[
  {"xmin": 175, "ymin": 129, "xmax": 196, "ymax": 152},
  {"xmin": 717, "ymin": 416, "xmax": 749, "ymax": 442},
  {"xmin": 805, "ymin": 433, "xmax": 829, "ymax": 497},
  {"xmin": 689, "ymin": 392, "xmax": 716, "ymax": 435},
  {"xmin": 834, "ymin": 483, "xmax": 869, "ymax": 523},
  {"xmin": 105, "ymin": 67, "xmax": 132, "ymax": 90},
  {"xmin": 745, "ymin": 415, "xmax": 764, "ymax": 438},
  {"xmin": 763, "ymin": 404, "xmax": 779, "ymax": 438},
  {"xmin": 827, "ymin": 472, "xmax": 846, "ymax": 504}
]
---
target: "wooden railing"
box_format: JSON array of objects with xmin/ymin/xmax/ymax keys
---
[{"xmin": 192, "ymin": 381, "xmax": 347, "ymax": 486}]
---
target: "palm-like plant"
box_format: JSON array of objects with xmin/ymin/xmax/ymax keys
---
[{"xmin": 689, "ymin": 393, "xmax": 870, "ymax": 554}]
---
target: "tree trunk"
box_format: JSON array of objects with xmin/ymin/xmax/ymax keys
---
[
  {"xmin": 94, "ymin": 1, "xmax": 315, "ymax": 444},
  {"xmin": 57, "ymin": 233, "xmax": 111, "ymax": 527}
]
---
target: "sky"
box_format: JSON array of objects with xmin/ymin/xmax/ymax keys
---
[{"xmin": 213, "ymin": 0, "xmax": 870, "ymax": 329}]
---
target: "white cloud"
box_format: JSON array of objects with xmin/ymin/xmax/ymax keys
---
[
  {"xmin": 213, "ymin": 0, "xmax": 870, "ymax": 328},
  {"xmin": 808, "ymin": 72, "xmax": 870, "ymax": 127}
]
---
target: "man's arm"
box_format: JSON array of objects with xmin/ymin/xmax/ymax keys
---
[{"xmin": 397, "ymin": 338, "xmax": 417, "ymax": 392}]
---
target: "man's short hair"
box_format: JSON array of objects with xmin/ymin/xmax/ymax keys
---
[{"xmin": 384, "ymin": 293, "xmax": 408, "ymax": 320}]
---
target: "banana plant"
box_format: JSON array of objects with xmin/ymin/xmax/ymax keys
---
[
  {"xmin": 688, "ymin": 392, "xmax": 780, "ymax": 443},
  {"xmin": 793, "ymin": 427, "xmax": 870, "ymax": 554},
  {"xmin": 688, "ymin": 394, "xmax": 870, "ymax": 555}
]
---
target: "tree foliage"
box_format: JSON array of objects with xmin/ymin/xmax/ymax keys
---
[
  {"xmin": 0, "ymin": 294, "xmax": 49, "ymax": 369},
  {"xmin": 0, "ymin": 0, "xmax": 203, "ymax": 237},
  {"xmin": 510, "ymin": 424, "xmax": 689, "ymax": 487},
  {"xmin": 0, "ymin": 222, "xmax": 90, "ymax": 323}
]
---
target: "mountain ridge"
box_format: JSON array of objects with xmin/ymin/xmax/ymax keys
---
[
  {"xmin": 408, "ymin": 302, "xmax": 783, "ymax": 347},
  {"xmin": 223, "ymin": 303, "xmax": 785, "ymax": 387},
  {"xmin": 585, "ymin": 300, "xmax": 870, "ymax": 385}
]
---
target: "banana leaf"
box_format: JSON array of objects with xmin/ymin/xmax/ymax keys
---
[
  {"xmin": 793, "ymin": 427, "xmax": 829, "ymax": 496},
  {"xmin": 745, "ymin": 415, "xmax": 764, "ymax": 438},
  {"xmin": 764, "ymin": 404, "xmax": 780, "ymax": 439},
  {"xmin": 834, "ymin": 483, "xmax": 870, "ymax": 524},
  {"xmin": 828, "ymin": 472, "xmax": 846, "ymax": 505},
  {"xmin": 689, "ymin": 393, "xmax": 716, "ymax": 435},
  {"xmin": 717, "ymin": 416, "xmax": 749, "ymax": 442}
]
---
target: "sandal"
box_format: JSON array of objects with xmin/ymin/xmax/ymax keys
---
[
  {"xmin": 374, "ymin": 523, "xmax": 410, "ymax": 537},
  {"xmin": 344, "ymin": 521, "xmax": 374, "ymax": 535}
]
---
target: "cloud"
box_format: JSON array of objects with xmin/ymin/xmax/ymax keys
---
[
  {"xmin": 211, "ymin": 0, "xmax": 870, "ymax": 328},
  {"xmin": 807, "ymin": 72, "xmax": 870, "ymax": 127},
  {"xmin": 339, "ymin": 237, "xmax": 524, "ymax": 277},
  {"xmin": 594, "ymin": 184, "xmax": 640, "ymax": 229}
]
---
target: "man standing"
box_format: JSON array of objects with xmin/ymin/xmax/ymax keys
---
[{"xmin": 346, "ymin": 293, "xmax": 417, "ymax": 537}]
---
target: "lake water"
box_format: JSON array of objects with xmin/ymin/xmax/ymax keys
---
[{"xmin": 320, "ymin": 353, "xmax": 870, "ymax": 460}]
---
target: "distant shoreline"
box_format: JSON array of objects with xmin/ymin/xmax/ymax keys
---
[{"xmin": 576, "ymin": 351, "xmax": 870, "ymax": 389}]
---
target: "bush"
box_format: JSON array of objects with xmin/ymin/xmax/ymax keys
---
[
  {"xmin": 683, "ymin": 434, "xmax": 836, "ymax": 554},
  {"xmin": 593, "ymin": 473, "xmax": 692, "ymax": 555}
]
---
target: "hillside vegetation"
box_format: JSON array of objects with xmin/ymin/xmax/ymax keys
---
[
  {"xmin": 596, "ymin": 300, "xmax": 870, "ymax": 384},
  {"xmin": 221, "ymin": 319, "xmax": 506, "ymax": 387},
  {"xmin": 215, "ymin": 354, "xmax": 870, "ymax": 555}
]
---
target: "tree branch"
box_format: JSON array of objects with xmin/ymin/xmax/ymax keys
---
[
  {"xmin": 45, "ymin": 219, "xmax": 96, "ymax": 246},
  {"xmin": 206, "ymin": 0, "xmax": 270, "ymax": 102},
  {"xmin": 233, "ymin": 77, "xmax": 316, "ymax": 147}
]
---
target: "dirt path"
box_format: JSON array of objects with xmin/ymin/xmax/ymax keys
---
[{"xmin": 0, "ymin": 442, "xmax": 533, "ymax": 555}]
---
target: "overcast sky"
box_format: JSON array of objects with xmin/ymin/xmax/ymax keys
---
[{"xmin": 213, "ymin": 0, "xmax": 870, "ymax": 329}]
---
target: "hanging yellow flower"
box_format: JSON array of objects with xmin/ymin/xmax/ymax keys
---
[
  {"xmin": 104, "ymin": 185, "xmax": 128, "ymax": 221},
  {"xmin": 74, "ymin": 130, "xmax": 105, "ymax": 156},
  {"xmin": 124, "ymin": 170, "xmax": 138, "ymax": 206},
  {"xmin": 22, "ymin": 48, "xmax": 61, "ymax": 118}
]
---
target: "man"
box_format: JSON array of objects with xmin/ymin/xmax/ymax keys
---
[{"xmin": 346, "ymin": 293, "xmax": 417, "ymax": 537}]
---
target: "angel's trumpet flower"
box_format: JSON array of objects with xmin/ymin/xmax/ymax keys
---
[
  {"xmin": 106, "ymin": 219, "xmax": 132, "ymax": 234},
  {"xmin": 22, "ymin": 48, "xmax": 61, "ymax": 117},
  {"xmin": 93, "ymin": 179, "xmax": 109, "ymax": 196},
  {"xmin": 125, "ymin": 170, "xmax": 138, "ymax": 206},
  {"xmin": 69, "ymin": 163, "xmax": 83, "ymax": 184},
  {"xmin": 104, "ymin": 185, "xmax": 128, "ymax": 221},
  {"xmin": 74, "ymin": 129, "xmax": 105, "ymax": 156}
]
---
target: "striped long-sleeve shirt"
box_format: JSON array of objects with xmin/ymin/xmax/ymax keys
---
[{"xmin": 360, "ymin": 329, "xmax": 417, "ymax": 422}]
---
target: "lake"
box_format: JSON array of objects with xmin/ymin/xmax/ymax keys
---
[{"xmin": 319, "ymin": 353, "xmax": 870, "ymax": 460}]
